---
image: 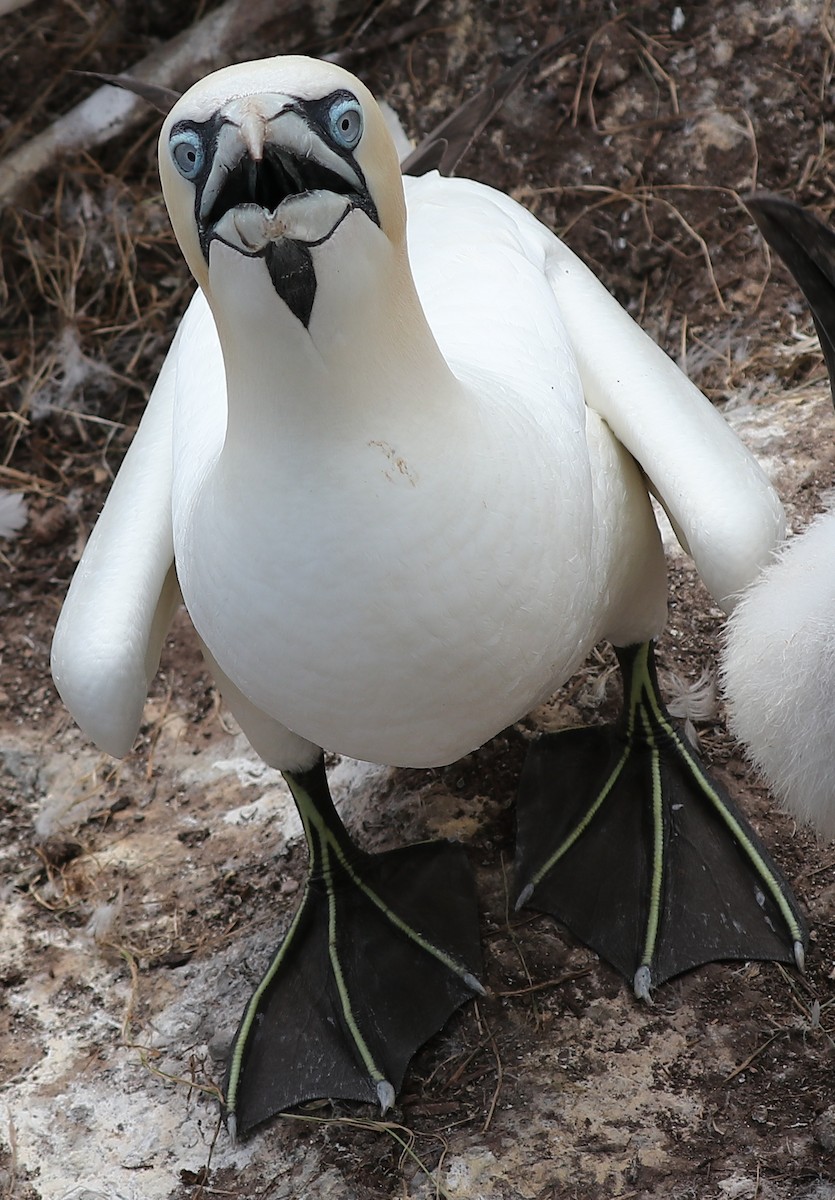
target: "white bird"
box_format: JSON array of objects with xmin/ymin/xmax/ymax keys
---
[
  {"xmin": 724, "ymin": 194, "xmax": 835, "ymax": 841},
  {"xmin": 51, "ymin": 57, "xmax": 806, "ymax": 1136}
]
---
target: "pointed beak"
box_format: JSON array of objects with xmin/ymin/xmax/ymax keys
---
[
  {"xmin": 194, "ymin": 94, "xmax": 373, "ymax": 244},
  {"xmin": 198, "ymin": 94, "xmax": 296, "ymax": 225},
  {"xmin": 239, "ymin": 109, "xmax": 267, "ymax": 162}
]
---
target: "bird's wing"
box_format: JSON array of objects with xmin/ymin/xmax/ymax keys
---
[
  {"xmin": 723, "ymin": 195, "xmax": 835, "ymax": 838},
  {"xmin": 400, "ymin": 39, "xmax": 575, "ymax": 178},
  {"xmin": 50, "ymin": 302, "xmax": 193, "ymax": 757},
  {"xmin": 542, "ymin": 236, "xmax": 785, "ymax": 611},
  {"xmin": 404, "ymin": 170, "xmax": 783, "ymax": 611},
  {"xmin": 745, "ymin": 193, "xmax": 835, "ymax": 404}
]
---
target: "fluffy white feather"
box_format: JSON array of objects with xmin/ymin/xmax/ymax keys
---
[
  {"xmin": 724, "ymin": 509, "xmax": 835, "ymax": 839},
  {"xmin": 0, "ymin": 490, "xmax": 27, "ymax": 539}
]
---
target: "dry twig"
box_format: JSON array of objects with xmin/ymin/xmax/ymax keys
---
[{"xmin": 0, "ymin": 0, "xmax": 308, "ymax": 207}]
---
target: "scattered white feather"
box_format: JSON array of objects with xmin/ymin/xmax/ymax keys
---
[
  {"xmin": 30, "ymin": 325, "xmax": 111, "ymax": 422},
  {"xmin": 578, "ymin": 664, "xmax": 615, "ymax": 709},
  {"xmin": 34, "ymin": 789, "xmax": 99, "ymax": 838},
  {"xmin": 666, "ymin": 668, "xmax": 717, "ymax": 750},
  {"xmin": 667, "ymin": 668, "xmax": 717, "ymax": 722},
  {"xmin": 0, "ymin": 490, "xmax": 27, "ymax": 538},
  {"xmin": 724, "ymin": 508, "xmax": 835, "ymax": 839},
  {"xmin": 86, "ymin": 890, "xmax": 123, "ymax": 942}
]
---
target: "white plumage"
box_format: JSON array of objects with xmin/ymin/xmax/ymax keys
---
[
  {"xmin": 51, "ymin": 57, "xmax": 783, "ymax": 775},
  {"xmin": 49, "ymin": 58, "xmax": 804, "ymax": 1129},
  {"xmin": 722, "ymin": 193, "xmax": 835, "ymax": 843},
  {"xmin": 725, "ymin": 506, "xmax": 835, "ymax": 839}
]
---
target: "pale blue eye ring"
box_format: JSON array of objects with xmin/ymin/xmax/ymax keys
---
[
  {"xmin": 170, "ymin": 128, "xmax": 205, "ymax": 179},
  {"xmin": 329, "ymin": 98, "xmax": 363, "ymax": 150}
]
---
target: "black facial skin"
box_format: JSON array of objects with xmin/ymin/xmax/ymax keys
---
[
  {"xmin": 170, "ymin": 91, "xmax": 381, "ymax": 327},
  {"xmin": 264, "ymin": 240, "xmax": 317, "ymax": 327}
]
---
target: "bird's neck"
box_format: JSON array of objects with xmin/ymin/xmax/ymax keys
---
[{"xmin": 206, "ymin": 226, "xmax": 465, "ymax": 463}]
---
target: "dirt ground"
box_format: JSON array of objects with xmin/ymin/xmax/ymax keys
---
[{"xmin": 2, "ymin": 0, "xmax": 835, "ymax": 1197}]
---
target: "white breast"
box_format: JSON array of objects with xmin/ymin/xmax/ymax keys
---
[{"xmin": 169, "ymin": 177, "xmax": 649, "ymax": 766}]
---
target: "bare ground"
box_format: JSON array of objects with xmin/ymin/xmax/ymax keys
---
[{"xmin": 2, "ymin": 1, "xmax": 835, "ymax": 1197}]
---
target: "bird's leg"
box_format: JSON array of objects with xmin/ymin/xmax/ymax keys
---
[
  {"xmin": 515, "ymin": 641, "xmax": 807, "ymax": 998},
  {"xmin": 223, "ymin": 754, "xmax": 482, "ymax": 1137}
]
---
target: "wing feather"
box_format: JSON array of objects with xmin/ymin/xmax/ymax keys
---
[
  {"xmin": 542, "ymin": 238, "xmax": 785, "ymax": 610},
  {"xmin": 51, "ymin": 316, "xmax": 184, "ymax": 756}
]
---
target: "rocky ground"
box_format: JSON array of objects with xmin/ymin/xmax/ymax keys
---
[{"xmin": 2, "ymin": 1, "xmax": 835, "ymax": 1197}]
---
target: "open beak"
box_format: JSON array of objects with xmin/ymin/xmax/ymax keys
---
[{"xmin": 195, "ymin": 98, "xmax": 378, "ymax": 258}]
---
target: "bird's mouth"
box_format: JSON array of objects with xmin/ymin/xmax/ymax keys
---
[{"xmin": 203, "ymin": 146, "xmax": 378, "ymax": 256}]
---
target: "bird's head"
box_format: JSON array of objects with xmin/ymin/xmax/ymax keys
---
[{"xmin": 158, "ymin": 56, "xmax": 405, "ymax": 328}]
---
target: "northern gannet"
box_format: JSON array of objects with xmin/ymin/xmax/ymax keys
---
[
  {"xmin": 51, "ymin": 57, "xmax": 807, "ymax": 1135},
  {"xmin": 724, "ymin": 194, "xmax": 835, "ymax": 841}
]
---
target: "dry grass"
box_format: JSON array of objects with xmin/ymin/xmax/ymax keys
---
[{"xmin": 4, "ymin": 3, "xmax": 835, "ymax": 1197}]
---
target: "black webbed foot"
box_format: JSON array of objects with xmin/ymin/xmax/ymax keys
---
[
  {"xmin": 223, "ymin": 757, "xmax": 482, "ymax": 1136},
  {"xmin": 515, "ymin": 642, "xmax": 807, "ymax": 998}
]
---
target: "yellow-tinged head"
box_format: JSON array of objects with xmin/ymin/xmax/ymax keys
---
[{"xmin": 158, "ymin": 56, "xmax": 405, "ymax": 321}]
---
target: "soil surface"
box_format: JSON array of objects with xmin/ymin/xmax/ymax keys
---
[{"xmin": 2, "ymin": 1, "xmax": 835, "ymax": 1198}]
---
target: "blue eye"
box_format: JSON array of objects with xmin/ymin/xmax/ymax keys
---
[
  {"xmin": 329, "ymin": 97, "xmax": 363, "ymax": 150},
  {"xmin": 170, "ymin": 128, "xmax": 204, "ymax": 179}
]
